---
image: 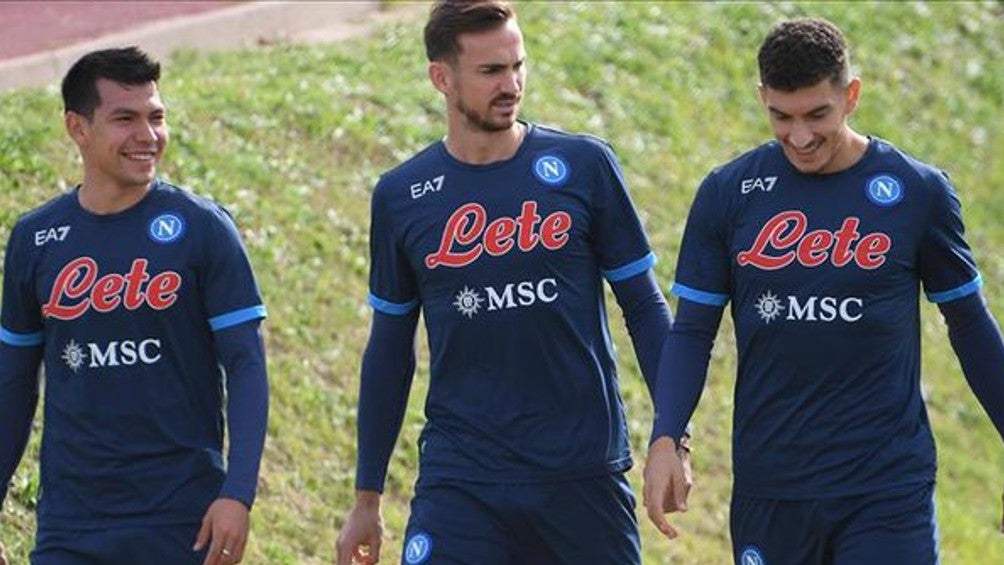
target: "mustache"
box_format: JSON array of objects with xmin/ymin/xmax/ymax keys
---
[{"xmin": 492, "ymin": 94, "xmax": 520, "ymax": 104}]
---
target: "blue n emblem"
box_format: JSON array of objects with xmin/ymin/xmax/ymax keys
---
[
  {"xmin": 865, "ymin": 174, "xmax": 903, "ymax": 206},
  {"xmin": 148, "ymin": 213, "xmax": 186, "ymax": 243},
  {"xmin": 404, "ymin": 532, "xmax": 432, "ymax": 564},
  {"xmin": 533, "ymin": 155, "xmax": 570, "ymax": 187}
]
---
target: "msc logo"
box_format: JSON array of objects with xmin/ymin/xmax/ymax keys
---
[
  {"xmin": 739, "ymin": 546, "xmax": 765, "ymax": 565},
  {"xmin": 741, "ymin": 176, "xmax": 777, "ymax": 194},
  {"xmin": 61, "ymin": 338, "xmax": 163, "ymax": 373},
  {"xmin": 533, "ymin": 155, "xmax": 569, "ymax": 187},
  {"xmin": 453, "ymin": 286, "xmax": 484, "ymax": 318},
  {"xmin": 410, "ymin": 174, "xmax": 445, "ymax": 200},
  {"xmin": 754, "ymin": 290, "xmax": 863, "ymax": 323},
  {"xmin": 453, "ymin": 278, "xmax": 558, "ymax": 318},
  {"xmin": 754, "ymin": 291, "xmax": 785, "ymax": 323},
  {"xmin": 404, "ymin": 532, "xmax": 432, "ymax": 564},
  {"xmin": 34, "ymin": 225, "xmax": 71, "ymax": 246}
]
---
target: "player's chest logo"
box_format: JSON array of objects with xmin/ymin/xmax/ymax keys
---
[
  {"xmin": 42, "ymin": 256, "xmax": 182, "ymax": 320},
  {"xmin": 425, "ymin": 200, "xmax": 572, "ymax": 269},
  {"xmin": 737, "ymin": 210, "xmax": 891, "ymax": 271}
]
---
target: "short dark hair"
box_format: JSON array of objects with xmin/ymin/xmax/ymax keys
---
[
  {"xmin": 758, "ymin": 17, "xmax": 850, "ymax": 91},
  {"xmin": 61, "ymin": 46, "xmax": 161, "ymax": 119},
  {"xmin": 424, "ymin": 0, "xmax": 514, "ymax": 63}
]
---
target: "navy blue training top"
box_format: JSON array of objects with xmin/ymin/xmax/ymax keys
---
[
  {"xmin": 367, "ymin": 122, "xmax": 654, "ymax": 483},
  {"xmin": 0, "ymin": 179, "xmax": 266, "ymax": 528},
  {"xmin": 670, "ymin": 137, "xmax": 980, "ymax": 498}
]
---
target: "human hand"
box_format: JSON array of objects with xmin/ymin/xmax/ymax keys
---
[
  {"xmin": 336, "ymin": 491, "xmax": 383, "ymax": 565},
  {"xmin": 643, "ymin": 436, "xmax": 693, "ymax": 540},
  {"xmin": 193, "ymin": 497, "xmax": 250, "ymax": 565},
  {"xmin": 1, "ymin": 540, "xmax": 8, "ymax": 565}
]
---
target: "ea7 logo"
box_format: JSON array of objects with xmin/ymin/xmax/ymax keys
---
[
  {"xmin": 35, "ymin": 226, "xmax": 71, "ymax": 246},
  {"xmin": 410, "ymin": 175, "xmax": 445, "ymax": 200},
  {"xmin": 741, "ymin": 176, "xmax": 777, "ymax": 194}
]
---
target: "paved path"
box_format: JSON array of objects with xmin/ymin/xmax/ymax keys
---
[
  {"xmin": 0, "ymin": 1, "xmax": 427, "ymax": 91},
  {"xmin": 0, "ymin": 1, "xmax": 232, "ymax": 61}
]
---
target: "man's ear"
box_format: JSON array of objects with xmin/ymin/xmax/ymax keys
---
[
  {"xmin": 65, "ymin": 111, "xmax": 88, "ymax": 147},
  {"xmin": 845, "ymin": 77, "xmax": 862, "ymax": 114},
  {"xmin": 428, "ymin": 61, "xmax": 452, "ymax": 96}
]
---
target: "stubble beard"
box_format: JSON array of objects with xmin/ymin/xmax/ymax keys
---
[{"xmin": 456, "ymin": 97, "xmax": 519, "ymax": 133}]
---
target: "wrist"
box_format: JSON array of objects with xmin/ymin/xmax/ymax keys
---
[{"xmin": 355, "ymin": 489, "xmax": 382, "ymax": 509}]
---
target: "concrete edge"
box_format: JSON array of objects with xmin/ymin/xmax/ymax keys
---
[{"xmin": 0, "ymin": 1, "xmax": 383, "ymax": 92}]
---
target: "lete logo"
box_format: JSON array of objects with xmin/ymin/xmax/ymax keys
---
[
  {"xmin": 42, "ymin": 257, "xmax": 181, "ymax": 320},
  {"xmin": 737, "ymin": 210, "xmax": 891, "ymax": 271},
  {"xmin": 425, "ymin": 201, "xmax": 572, "ymax": 269}
]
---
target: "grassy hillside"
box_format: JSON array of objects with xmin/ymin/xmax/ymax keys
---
[{"xmin": 1, "ymin": 2, "xmax": 1002, "ymax": 563}]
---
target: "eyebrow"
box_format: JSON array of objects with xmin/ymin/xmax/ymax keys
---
[
  {"xmin": 478, "ymin": 57, "xmax": 525, "ymax": 72},
  {"xmin": 107, "ymin": 106, "xmax": 165, "ymax": 116},
  {"xmin": 767, "ymin": 102, "xmax": 831, "ymax": 117}
]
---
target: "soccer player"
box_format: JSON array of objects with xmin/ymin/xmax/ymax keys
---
[
  {"xmin": 643, "ymin": 16, "xmax": 1004, "ymax": 564},
  {"xmin": 0, "ymin": 47, "xmax": 269, "ymax": 565},
  {"xmin": 335, "ymin": 1, "xmax": 678, "ymax": 564}
]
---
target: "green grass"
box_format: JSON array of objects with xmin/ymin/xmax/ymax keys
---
[{"xmin": 2, "ymin": 2, "xmax": 1003, "ymax": 563}]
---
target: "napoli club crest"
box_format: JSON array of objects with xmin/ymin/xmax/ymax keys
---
[{"xmin": 533, "ymin": 154, "xmax": 569, "ymax": 187}]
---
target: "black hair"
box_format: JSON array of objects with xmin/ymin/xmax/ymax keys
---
[
  {"xmin": 758, "ymin": 17, "xmax": 850, "ymax": 91},
  {"xmin": 61, "ymin": 46, "xmax": 161, "ymax": 118}
]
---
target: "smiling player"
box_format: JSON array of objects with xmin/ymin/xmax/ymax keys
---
[
  {"xmin": 643, "ymin": 17, "xmax": 1004, "ymax": 565},
  {"xmin": 0, "ymin": 47, "xmax": 269, "ymax": 565}
]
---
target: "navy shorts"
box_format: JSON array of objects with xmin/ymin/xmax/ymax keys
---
[
  {"xmin": 32, "ymin": 522, "xmax": 208, "ymax": 565},
  {"xmin": 401, "ymin": 472, "xmax": 640, "ymax": 565},
  {"xmin": 730, "ymin": 482, "xmax": 939, "ymax": 565}
]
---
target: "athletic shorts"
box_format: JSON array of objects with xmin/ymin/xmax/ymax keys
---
[
  {"xmin": 32, "ymin": 522, "xmax": 208, "ymax": 565},
  {"xmin": 401, "ymin": 472, "xmax": 640, "ymax": 565},
  {"xmin": 730, "ymin": 482, "xmax": 939, "ymax": 565}
]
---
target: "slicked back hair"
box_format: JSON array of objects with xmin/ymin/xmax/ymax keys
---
[
  {"xmin": 758, "ymin": 17, "xmax": 850, "ymax": 92},
  {"xmin": 424, "ymin": 0, "xmax": 515, "ymax": 64},
  {"xmin": 61, "ymin": 46, "xmax": 161, "ymax": 119}
]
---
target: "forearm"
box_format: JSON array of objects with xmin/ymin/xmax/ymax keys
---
[
  {"xmin": 650, "ymin": 298, "xmax": 723, "ymax": 443},
  {"xmin": 215, "ymin": 322, "xmax": 269, "ymax": 508},
  {"xmin": 355, "ymin": 310, "xmax": 419, "ymax": 493},
  {"xmin": 0, "ymin": 344, "xmax": 42, "ymax": 507},
  {"xmin": 941, "ymin": 293, "xmax": 1004, "ymax": 441},
  {"xmin": 610, "ymin": 269, "xmax": 673, "ymax": 399}
]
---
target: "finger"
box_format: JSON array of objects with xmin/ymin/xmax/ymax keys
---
[
  {"xmin": 193, "ymin": 515, "xmax": 212, "ymax": 551},
  {"xmin": 217, "ymin": 540, "xmax": 237, "ymax": 564},
  {"xmin": 360, "ymin": 542, "xmax": 381, "ymax": 565},
  {"xmin": 647, "ymin": 502, "xmax": 678, "ymax": 540},
  {"xmin": 337, "ymin": 534, "xmax": 363, "ymax": 565},
  {"xmin": 673, "ymin": 472, "xmax": 688, "ymax": 512},
  {"xmin": 202, "ymin": 533, "xmax": 226, "ymax": 565},
  {"xmin": 201, "ymin": 542, "xmax": 219, "ymax": 565},
  {"xmin": 645, "ymin": 492, "xmax": 677, "ymax": 540},
  {"xmin": 335, "ymin": 537, "xmax": 355, "ymax": 565},
  {"xmin": 230, "ymin": 532, "xmax": 248, "ymax": 563}
]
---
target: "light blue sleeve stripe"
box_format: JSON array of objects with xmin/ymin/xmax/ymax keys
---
[
  {"xmin": 926, "ymin": 274, "xmax": 983, "ymax": 303},
  {"xmin": 368, "ymin": 293, "xmax": 420, "ymax": 316},
  {"xmin": 0, "ymin": 327, "xmax": 43, "ymax": 347},
  {"xmin": 602, "ymin": 251, "xmax": 656, "ymax": 282},
  {"xmin": 209, "ymin": 305, "xmax": 268, "ymax": 331},
  {"xmin": 670, "ymin": 283, "xmax": 729, "ymax": 307}
]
